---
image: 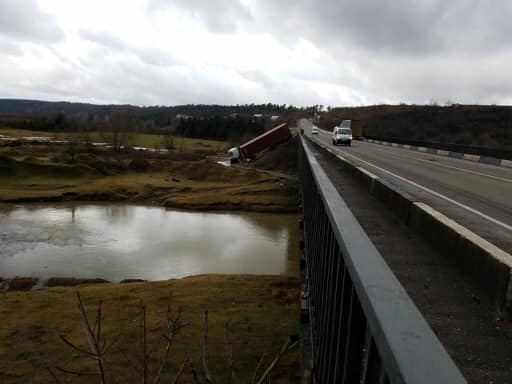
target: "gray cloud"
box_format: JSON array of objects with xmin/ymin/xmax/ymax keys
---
[
  {"xmin": 238, "ymin": 70, "xmax": 275, "ymax": 89},
  {"xmin": 254, "ymin": 0, "xmax": 512, "ymax": 56},
  {"xmin": 1, "ymin": 0, "xmax": 512, "ymax": 106},
  {"xmin": 79, "ymin": 28, "xmax": 180, "ymax": 67},
  {"xmin": 0, "ymin": 0, "xmax": 64, "ymax": 43}
]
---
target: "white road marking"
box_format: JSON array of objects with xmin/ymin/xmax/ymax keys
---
[
  {"xmin": 360, "ymin": 139, "xmax": 512, "ymax": 183},
  {"xmin": 326, "ymin": 141, "xmax": 512, "ymax": 232},
  {"xmin": 417, "ymin": 159, "xmax": 512, "ymax": 183}
]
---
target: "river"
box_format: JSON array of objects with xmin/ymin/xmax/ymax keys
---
[{"xmin": 0, "ymin": 204, "xmax": 298, "ymax": 282}]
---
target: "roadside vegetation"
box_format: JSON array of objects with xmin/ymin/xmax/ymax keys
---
[
  {"xmin": 0, "ymin": 133, "xmax": 297, "ymax": 212},
  {"xmin": 0, "ymin": 127, "xmax": 227, "ymax": 153},
  {"xmin": 0, "ymin": 275, "xmax": 300, "ymax": 383},
  {"xmin": 318, "ymin": 104, "xmax": 512, "ymax": 149}
]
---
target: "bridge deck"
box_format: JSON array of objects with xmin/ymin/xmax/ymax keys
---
[
  {"xmin": 311, "ymin": 129, "xmax": 512, "ymax": 254},
  {"xmin": 307, "ymin": 141, "xmax": 512, "ymax": 384}
]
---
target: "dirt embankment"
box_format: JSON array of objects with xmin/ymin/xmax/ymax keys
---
[
  {"xmin": 0, "ymin": 274, "xmax": 300, "ymax": 384},
  {"xmin": 0, "ymin": 140, "xmax": 298, "ymax": 213},
  {"xmin": 246, "ymin": 136, "xmax": 298, "ymax": 176}
]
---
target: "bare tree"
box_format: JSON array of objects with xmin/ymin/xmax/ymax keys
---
[
  {"xmin": 56, "ymin": 292, "xmax": 117, "ymax": 383},
  {"xmin": 162, "ymin": 128, "xmax": 175, "ymax": 153},
  {"xmin": 108, "ymin": 107, "xmax": 135, "ymax": 153},
  {"xmin": 154, "ymin": 291, "xmax": 188, "ymax": 384},
  {"xmin": 65, "ymin": 134, "xmax": 80, "ymax": 162},
  {"xmin": 54, "ymin": 295, "xmax": 297, "ymax": 384},
  {"xmin": 191, "ymin": 307, "xmax": 298, "ymax": 384},
  {"xmin": 202, "ymin": 306, "xmax": 212, "ymax": 383},
  {"xmin": 225, "ymin": 322, "xmax": 234, "ymax": 384},
  {"xmin": 254, "ymin": 337, "xmax": 298, "ymax": 384}
]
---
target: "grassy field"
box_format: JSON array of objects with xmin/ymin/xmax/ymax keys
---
[
  {"xmin": 0, "ymin": 127, "xmax": 228, "ymax": 154},
  {"xmin": 0, "ymin": 274, "xmax": 300, "ymax": 383},
  {"xmin": 0, "ymin": 140, "xmax": 297, "ymax": 212},
  {"xmin": 0, "ymin": 160, "xmax": 297, "ymax": 212}
]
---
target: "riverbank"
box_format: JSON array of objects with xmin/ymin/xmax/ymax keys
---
[
  {"xmin": 0, "ymin": 274, "xmax": 300, "ymax": 383},
  {"xmin": 0, "ymin": 133, "xmax": 302, "ymax": 382},
  {"xmin": 0, "ymin": 139, "xmax": 298, "ymax": 212}
]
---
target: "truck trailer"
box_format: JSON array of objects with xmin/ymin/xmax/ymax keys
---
[
  {"xmin": 339, "ymin": 119, "xmax": 364, "ymax": 139},
  {"xmin": 229, "ymin": 122, "xmax": 291, "ymax": 163}
]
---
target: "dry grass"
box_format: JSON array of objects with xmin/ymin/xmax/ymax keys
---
[
  {"xmin": 0, "ymin": 128, "xmax": 228, "ymax": 154},
  {"xmin": 0, "ymin": 274, "xmax": 300, "ymax": 383},
  {"xmin": 0, "ymin": 147, "xmax": 297, "ymax": 212}
]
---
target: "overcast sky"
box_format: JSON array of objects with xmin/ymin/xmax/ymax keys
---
[{"xmin": 1, "ymin": 0, "xmax": 511, "ymax": 106}]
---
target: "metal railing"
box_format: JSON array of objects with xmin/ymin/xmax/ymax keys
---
[{"xmin": 299, "ymin": 136, "xmax": 466, "ymax": 383}]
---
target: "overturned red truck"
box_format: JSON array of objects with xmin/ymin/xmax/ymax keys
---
[{"xmin": 228, "ymin": 122, "xmax": 291, "ymax": 163}]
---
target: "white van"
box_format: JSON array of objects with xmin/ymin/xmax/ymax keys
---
[{"xmin": 332, "ymin": 126, "xmax": 352, "ymax": 146}]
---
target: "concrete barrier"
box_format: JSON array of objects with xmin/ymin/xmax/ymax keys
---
[
  {"xmin": 480, "ymin": 156, "xmax": 501, "ymax": 166},
  {"xmin": 417, "ymin": 147, "xmax": 428, "ymax": 152},
  {"xmin": 502, "ymin": 159, "xmax": 512, "ymax": 168},
  {"xmin": 463, "ymin": 154, "xmax": 481, "ymax": 162},
  {"xmin": 437, "ymin": 150, "xmax": 450, "ymax": 157},
  {"xmin": 409, "ymin": 202, "xmax": 512, "ymax": 314},
  {"xmin": 448, "ymin": 151, "xmax": 464, "ymax": 159},
  {"xmin": 371, "ymin": 178, "xmax": 416, "ymax": 223},
  {"xmin": 353, "ymin": 166, "xmax": 379, "ymax": 193}
]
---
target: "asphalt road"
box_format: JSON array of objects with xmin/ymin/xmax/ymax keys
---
[{"xmin": 307, "ymin": 128, "xmax": 512, "ymax": 253}]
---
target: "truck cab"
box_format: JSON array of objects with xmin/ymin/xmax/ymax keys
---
[{"xmin": 228, "ymin": 147, "xmax": 240, "ymax": 163}]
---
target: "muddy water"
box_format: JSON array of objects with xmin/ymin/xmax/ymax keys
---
[{"xmin": 0, "ymin": 205, "xmax": 299, "ymax": 282}]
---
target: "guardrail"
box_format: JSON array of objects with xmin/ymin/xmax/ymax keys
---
[
  {"xmin": 298, "ymin": 136, "xmax": 466, "ymax": 383},
  {"xmin": 364, "ymin": 135, "xmax": 512, "ymax": 160}
]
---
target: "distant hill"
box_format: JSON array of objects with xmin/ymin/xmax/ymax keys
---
[
  {"xmin": 0, "ymin": 99, "xmax": 115, "ymax": 116},
  {"xmin": 0, "ymin": 99, "xmax": 299, "ymax": 119},
  {"xmin": 319, "ymin": 104, "xmax": 512, "ymax": 149}
]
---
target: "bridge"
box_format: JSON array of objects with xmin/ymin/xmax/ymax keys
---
[{"xmin": 297, "ymin": 121, "xmax": 512, "ymax": 383}]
